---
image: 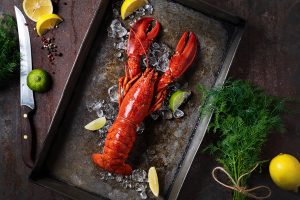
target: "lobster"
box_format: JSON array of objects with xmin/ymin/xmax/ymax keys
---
[{"xmin": 92, "ymin": 17, "xmax": 197, "ymax": 175}]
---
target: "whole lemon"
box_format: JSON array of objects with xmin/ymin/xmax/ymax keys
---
[{"xmin": 269, "ymin": 153, "xmax": 300, "ymax": 193}]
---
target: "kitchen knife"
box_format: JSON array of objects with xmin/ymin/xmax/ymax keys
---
[{"xmin": 15, "ymin": 6, "xmax": 35, "ymax": 168}]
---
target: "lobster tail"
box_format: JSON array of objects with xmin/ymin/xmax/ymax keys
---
[{"xmin": 92, "ymin": 117, "xmax": 137, "ymax": 175}]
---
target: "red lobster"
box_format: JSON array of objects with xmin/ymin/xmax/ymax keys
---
[{"xmin": 92, "ymin": 17, "xmax": 197, "ymax": 175}]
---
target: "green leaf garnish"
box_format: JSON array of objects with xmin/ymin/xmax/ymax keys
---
[{"xmin": 0, "ymin": 14, "xmax": 20, "ymax": 87}]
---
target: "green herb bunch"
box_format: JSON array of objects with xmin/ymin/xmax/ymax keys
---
[
  {"xmin": 197, "ymin": 79, "xmax": 297, "ymax": 200},
  {"xmin": 0, "ymin": 14, "xmax": 20, "ymax": 87}
]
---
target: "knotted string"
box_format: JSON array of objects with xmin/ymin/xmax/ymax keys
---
[{"xmin": 212, "ymin": 164, "xmax": 271, "ymax": 199}]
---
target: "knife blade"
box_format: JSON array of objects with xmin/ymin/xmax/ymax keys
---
[{"xmin": 15, "ymin": 6, "xmax": 35, "ymax": 168}]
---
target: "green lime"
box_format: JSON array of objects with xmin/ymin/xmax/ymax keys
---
[
  {"xmin": 27, "ymin": 69, "xmax": 51, "ymax": 93},
  {"xmin": 169, "ymin": 90, "xmax": 190, "ymax": 112},
  {"xmin": 84, "ymin": 117, "xmax": 107, "ymax": 131}
]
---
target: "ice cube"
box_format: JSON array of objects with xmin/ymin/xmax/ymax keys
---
[
  {"xmin": 147, "ymin": 148, "xmax": 156, "ymax": 155},
  {"xmin": 136, "ymin": 122, "xmax": 145, "ymax": 134},
  {"xmin": 132, "ymin": 169, "xmax": 146, "ymax": 182},
  {"xmin": 152, "ymin": 42, "xmax": 160, "ymax": 50},
  {"xmin": 99, "ymin": 172, "xmax": 106, "ymax": 180},
  {"xmin": 115, "ymin": 41, "xmax": 127, "ymax": 50},
  {"xmin": 121, "ymin": 181, "xmax": 128, "ymax": 189},
  {"xmin": 161, "ymin": 110, "xmax": 173, "ymax": 119},
  {"xmin": 150, "ymin": 110, "xmax": 160, "ymax": 120},
  {"xmin": 103, "ymin": 104, "xmax": 115, "ymax": 119},
  {"xmin": 127, "ymin": 180, "xmax": 134, "ymax": 189},
  {"xmin": 113, "ymin": 8, "xmax": 119, "ymax": 18},
  {"xmin": 173, "ymin": 109, "xmax": 184, "ymax": 118},
  {"xmin": 116, "ymin": 175, "xmax": 123, "ymax": 182},
  {"xmin": 136, "ymin": 183, "xmax": 147, "ymax": 192},
  {"xmin": 98, "ymin": 131, "xmax": 105, "ymax": 138},
  {"xmin": 161, "ymin": 43, "xmax": 172, "ymax": 54},
  {"xmin": 97, "ymin": 138, "xmax": 106, "ymax": 147},
  {"xmin": 108, "ymin": 85, "xmax": 119, "ymax": 103},
  {"xmin": 140, "ymin": 191, "xmax": 147, "ymax": 199},
  {"xmin": 96, "ymin": 109, "xmax": 104, "ymax": 118},
  {"xmin": 109, "ymin": 19, "xmax": 128, "ymax": 38},
  {"xmin": 142, "ymin": 170, "xmax": 147, "ymax": 180},
  {"xmin": 115, "ymin": 52, "xmax": 122, "ymax": 58}
]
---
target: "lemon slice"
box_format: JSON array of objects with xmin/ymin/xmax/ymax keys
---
[
  {"xmin": 121, "ymin": 0, "xmax": 149, "ymax": 19},
  {"xmin": 23, "ymin": 0, "xmax": 53, "ymax": 22},
  {"xmin": 84, "ymin": 117, "xmax": 107, "ymax": 131},
  {"xmin": 169, "ymin": 90, "xmax": 190, "ymax": 112},
  {"xmin": 36, "ymin": 14, "xmax": 63, "ymax": 36},
  {"xmin": 148, "ymin": 167, "xmax": 159, "ymax": 197}
]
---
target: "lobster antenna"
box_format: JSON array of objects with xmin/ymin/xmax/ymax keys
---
[{"xmin": 127, "ymin": 24, "xmax": 149, "ymax": 69}]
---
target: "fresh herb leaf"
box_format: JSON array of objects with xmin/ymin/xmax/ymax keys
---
[
  {"xmin": 0, "ymin": 14, "xmax": 20, "ymax": 87},
  {"xmin": 197, "ymin": 78, "xmax": 298, "ymax": 200}
]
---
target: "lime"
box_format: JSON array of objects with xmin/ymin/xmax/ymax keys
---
[
  {"xmin": 85, "ymin": 117, "xmax": 106, "ymax": 131},
  {"xmin": 121, "ymin": 0, "xmax": 148, "ymax": 19},
  {"xmin": 169, "ymin": 90, "xmax": 190, "ymax": 112},
  {"xmin": 148, "ymin": 167, "xmax": 159, "ymax": 197},
  {"xmin": 27, "ymin": 69, "xmax": 51, "ymax": 93}
]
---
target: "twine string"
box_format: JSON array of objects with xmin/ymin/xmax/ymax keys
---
[{"xmin": 212, "ymin": 164, "xmax": 271, "ymax": 199}]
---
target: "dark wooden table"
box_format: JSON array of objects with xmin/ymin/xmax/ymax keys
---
[{"xmin": 1, "ymin": 0, "xmax": 299, "ymax": 200}]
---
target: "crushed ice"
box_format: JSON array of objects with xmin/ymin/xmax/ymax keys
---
[{"xmin": 136, "ymin": 122, "xmax": 145, "ymax": 134}]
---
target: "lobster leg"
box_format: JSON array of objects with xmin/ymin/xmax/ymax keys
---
[{"xmin": 148, "ymin": 31, "xmax": 197, "ymax": 114}]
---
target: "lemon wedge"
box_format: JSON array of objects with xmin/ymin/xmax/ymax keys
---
[
  {"xmin": 148, "ymin": 167, "xmax": 159, "ymax": 197},
  {"xmin": 84, "ymin": 117, "xmax": 107, "ymax": 131},
  {"xmin": 121, "ymin": 0, "xmax": 148, "ymax": 19},
  {"xmin": 36, "ymin": 14, "xmax": 63, "ymax": 36},
  {"xmin": 23, "ymin": 0, "xmax": 53, "ymax": 22}
]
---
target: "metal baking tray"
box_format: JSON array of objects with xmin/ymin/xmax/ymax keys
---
[{"xmin": 29, "ymin": 0, "xmax": 247, "ymax": 199}]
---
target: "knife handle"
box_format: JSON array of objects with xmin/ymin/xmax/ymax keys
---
[{"xmin": 21, "ymin": 105, "xmax": 35, "ymax": 168}]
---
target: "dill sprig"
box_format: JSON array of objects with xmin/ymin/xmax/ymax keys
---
[
  {"xmin": 0, "ymin": 14, "xmax": 20, "ymax": 87},
  {"xmin": 197, "ymin": 79, "xmax": 298, "ymax": 200}
]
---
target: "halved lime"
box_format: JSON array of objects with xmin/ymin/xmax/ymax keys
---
[
  {"xmin": 84, "ymin": 117, "xmax": 106, "ymax": 131},
  {"xmin": 169, "ymin": 90, "xmax": 190, "ymax": 112},
  {"xmin": 148, "ymin": 167, "xmax": 159, "ymax": 197}
]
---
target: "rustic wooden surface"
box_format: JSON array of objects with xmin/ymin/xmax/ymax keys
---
[{"xmin": 0, "ymin": 0, "xmax": 299, "ymax": 200}]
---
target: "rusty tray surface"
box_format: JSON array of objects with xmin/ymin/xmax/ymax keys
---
[{"xmin": 29, "ymin": 0, "xmax": 246, "ymax": 199}]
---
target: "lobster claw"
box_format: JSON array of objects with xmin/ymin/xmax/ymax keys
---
[
  {"xmin": 168, "ymin": 31, "xmax": 197, "ymax": 79},
  {"xmin": 127, "ymin": 17, "xmax": 160, "ymax": 56},
  {"xmin": 154, "ymin": 31, "xmax": 197, "ymax": 94}
]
